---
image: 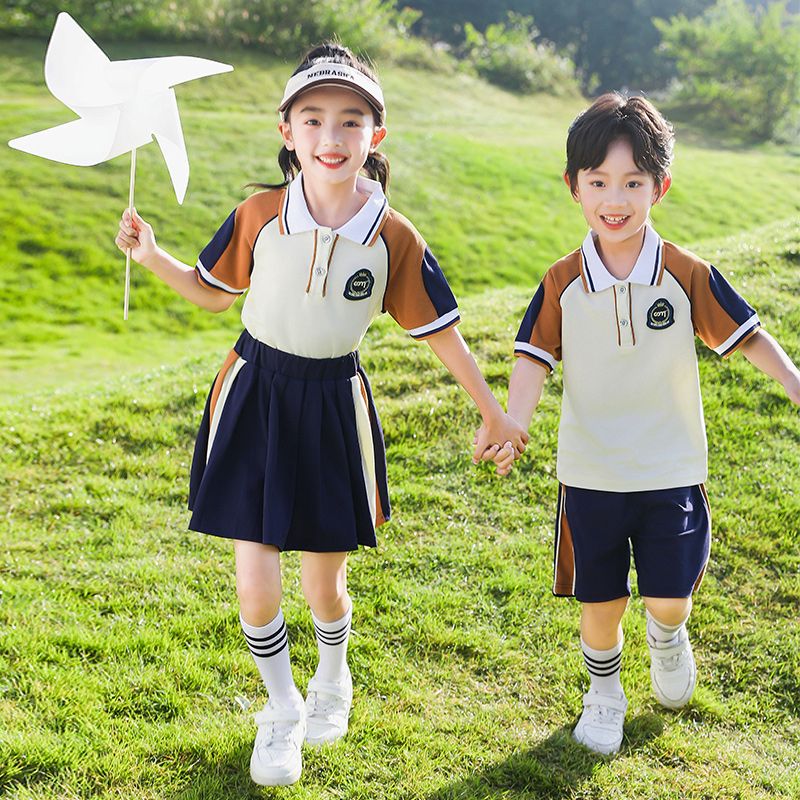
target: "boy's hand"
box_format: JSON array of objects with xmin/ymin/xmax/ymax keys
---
[
  {"xmin": 115, "ymin": 207, "xmax": 158, "ymax": 266},
  {"xmin": 493, "ymin": 441, "xmax": 517, "ymax": 476},
  {"xmin": 472, "ymin": 411, "xmax": 528, "ymax": 470}
]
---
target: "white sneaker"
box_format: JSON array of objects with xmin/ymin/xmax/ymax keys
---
[
  {"xmin": 249, "ymin": 700, "xmax": 306, "ymax": 786},
  {"xmin": 573, "ymin": 690, "xmax": 628, "ymax": 755},
  {"xmin": 305, "ymin": 668, "xmax": 353, "ymax": 747},
  {"xmin": 648, "ymin": 625, "xmax": 696, "ymax": 709}
]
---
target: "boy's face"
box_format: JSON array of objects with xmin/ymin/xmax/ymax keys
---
[{"xmin": 570, "ymin": 137, "xmax": 669, "ymax": 247}]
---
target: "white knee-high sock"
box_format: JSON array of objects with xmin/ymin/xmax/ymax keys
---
[
  {"xmin": 582, "ymin": 637, "xmax": 624, "ymax": 697},
  {"xmin": 311, "ymin": 604, "xmax": 352, "ymax": 682},
  {"xmin": 240, "ymin": 609, "xmax": 301, "ymax": 707},
  {"xmin": 646, "ymin": 609, "xmax": 688, "ymax": 645}
]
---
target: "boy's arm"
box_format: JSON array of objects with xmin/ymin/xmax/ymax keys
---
[
  {"xmin": 493, "ymin": 357, "xmax": 549, "ymax": 476},
  {"xmin": 738, "ymin": 328, "xmax": 800, "ymax": 405},
  {"xmin": 423, "ymin": 327, "xmax": 529, "ymax": 462}
]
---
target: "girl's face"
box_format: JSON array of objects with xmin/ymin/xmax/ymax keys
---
[
  {"xmin": 570, "ymin": 137, "xmax": 670, "ymax": 248},
  {"xmin": 278, "ymin": 86, "xmax": 386, "ymax": 189}
]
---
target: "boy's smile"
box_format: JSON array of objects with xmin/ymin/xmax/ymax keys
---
[{"xmin": 570, "ymin": 137, "xmax": 670, "ymax": 276}]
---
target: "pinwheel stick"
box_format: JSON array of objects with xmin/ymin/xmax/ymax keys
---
[{"xmin": 124, "ymin": 147, "xmax": 136, "ymax": 320}]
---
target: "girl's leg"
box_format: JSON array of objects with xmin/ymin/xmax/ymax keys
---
[
  {"xmin": 235, "ymin": 540, "xmax": 301, "ymax": 708},
  {"xmin": 642, "ymin": 595, "xmax": 695, "ymax": 709},
  {"xmin": 301, "ymin": 551, "xmax": 351, "ymax": 682},
  {"xmin": 300, "ymin": 551, "xmax": 353, "ymax": 747}
]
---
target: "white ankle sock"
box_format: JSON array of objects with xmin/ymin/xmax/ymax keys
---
[
  {"xmin": 240, "ymin": 609, "xmax": 300, "ymax": 707},
  {"xmin": 646, "ymin": 610, "xmax": 688, "ymax": 644},
  {"xmin": 582, "ymin": 637, "xmax": 624, "ymax": 697},
  {"xmin": 311, "ymin": 605, "xmax": 352, "ymax": 682}
]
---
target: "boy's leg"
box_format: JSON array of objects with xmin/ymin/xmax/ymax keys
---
[
  {"xmin": 634, "ymin": 485, "xmax": 710, "ymax": 710},
  {"xmin": 301, "ymin": 551, "xmax": 353, "ymax": 746},
  {"xmin": 561, "ymin": 485, "xmax": 639, "ymax": 755},
  {"xmin": 574, "ymin": 598, "xmax": 629, "ymax": 754},
  {"xmin": 234, "ymin": 540, "xmax": 304, "ymax": 787},
  {"xmin": 642, "ymin": 596, "xmax": 695, "ymax": 708}
]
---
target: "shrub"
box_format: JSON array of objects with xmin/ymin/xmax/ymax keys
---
[
  {"xmin": 459, "ymin": 13, "xmax": 580, "ymax": 96},
  {"xmin": 655, "ymin": 0, "xmax": 800, "ymax": 142}
]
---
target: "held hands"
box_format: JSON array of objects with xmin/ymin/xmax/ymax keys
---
[
  {"xmin": 472, "ymin": 411, "xmax": 528, "ymax": 476},
  {"xmin": 115, "ymin": 208, "xmax": 157, "ymax": 266}
]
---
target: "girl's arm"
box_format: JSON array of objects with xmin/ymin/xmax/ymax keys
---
[
  {"xmin": 424, "ymin": 327, "xmax": 529, "ymax": 463},
  {"xmin": 739, "ymin": 328, "xmax": 800, "ymax": 405},
  {"xmin": 493, "ymin": 357, "xmax": 549, "ymax": 476},
  {"xmin": 115, "ymin": 208, "xmax": 236, "ymax": 313}
]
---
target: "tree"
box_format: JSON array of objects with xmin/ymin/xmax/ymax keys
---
[{"xmin": 656, "ymin": 0, "xmax": 800, "ymax": 140}]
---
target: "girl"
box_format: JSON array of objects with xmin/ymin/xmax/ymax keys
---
[{"xmin": 115, "ymin": 42, "xmax": 527, "ymax": 786}]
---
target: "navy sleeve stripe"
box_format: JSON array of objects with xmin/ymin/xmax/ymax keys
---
[
  {"xmin": 708, "ymin": 265, "xmax": 757, "ymax": 325},
  {"xmin": 198, "ymin": 210, "xmax": 236, "ymax": 272},
  {"xmin": 420, "ymin": 246, "xmax": 458, "ymax": 317}
]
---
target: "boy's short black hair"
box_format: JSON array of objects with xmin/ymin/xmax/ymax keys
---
[{"xmin": 565, "ymin": 92, "xmax": 674, "ymax": 194}]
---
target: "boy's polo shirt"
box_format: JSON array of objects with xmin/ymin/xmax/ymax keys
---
[
  {"xmin": 515, "ymin": 225, "xmax": 760, "ymax": 492},
  {"xmin": 195, "ymin": 173, "xmax": 460, "ymax": 358}
]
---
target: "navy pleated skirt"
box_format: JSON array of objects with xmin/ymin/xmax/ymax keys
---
[{"xmin": 188, "ymin": 329, "xmax": 390, "ymax": 551}]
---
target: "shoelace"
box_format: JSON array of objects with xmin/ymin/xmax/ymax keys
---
[
  {"xmin": 307, "ymin": 691, "xmax": 340, "ymax": 717},
  {"xmin": 586, "ymin": 704, "xmax": 624, "ymax": 726}
]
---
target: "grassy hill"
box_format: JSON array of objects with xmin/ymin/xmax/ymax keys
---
[
  {"xmin": 2, "ymin": 36, "xmax": 800, "ymax": 393},
  {"xmin": 1, "ymin": 34, "xmax": 799, "ymax": 800}
]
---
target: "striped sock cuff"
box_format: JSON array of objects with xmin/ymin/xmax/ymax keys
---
[
  {"xmin": 312, "ymin": 605, "xmax": 352, "ymax": 647},
  {"xmin": 240, "ymin": 610, "xmax": 289, "ymax": 659},
  {"xmin": 581, "ymin": 638, "xmax": 623, "ymax": 677}
]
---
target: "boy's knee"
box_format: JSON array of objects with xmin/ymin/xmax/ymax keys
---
[{"xmin": 644, "ymin": 596, "xmax": 692, "ymax": 626}]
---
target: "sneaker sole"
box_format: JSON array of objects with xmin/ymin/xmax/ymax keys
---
[
  {"xmin": 305, "ymin": 726, "xmax": 348, "ymax": 748},
  {"xmin": 250, "ymin": 763, "xmax": 302, "ymax": 786},
  {"xmin": 572, "ymin": 727, "xmax": 621, "ymax": 755}
]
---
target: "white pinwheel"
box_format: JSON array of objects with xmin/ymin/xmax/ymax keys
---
[{"xmin": 8, "ymin": 12, "xmax": 234, "ymax": 316}]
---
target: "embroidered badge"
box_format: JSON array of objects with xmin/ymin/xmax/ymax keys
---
[
  {"xmin": 343, "ymin": 269, "xmax": 374, "ymax": 300},
  {"xmin": 646, "ymin": 298, "xmax": 675, "ymax": 330}
]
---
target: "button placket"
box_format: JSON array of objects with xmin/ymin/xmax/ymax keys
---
[
  {"xmin": 308, "ymin": 228, "xmax": 333, "ymax": 297},
  {"xmin": 614, "ymin": 282, "xmax": 635, "ymax": 347}
]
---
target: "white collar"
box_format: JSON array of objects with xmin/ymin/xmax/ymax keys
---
[
  {"xmin": 281, "ymin": 172, "xmax": 388, "ymax": 245},
  {"xmin": 580, "ymin": 224, "xmax": 664, "ymax": 293}
]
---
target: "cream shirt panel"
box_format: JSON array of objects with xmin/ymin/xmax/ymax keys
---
[
  {"xmin": 241, "ymin": 221, "xmax": 388, "ymax": 358},
  {"xmin": 557, "ymin": 271, "xmax": 708, "ymax": 491}
]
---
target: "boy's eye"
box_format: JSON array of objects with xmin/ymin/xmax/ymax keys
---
[{"xmin": 590, "ymin": 180, "xmax": 605, "ymax": 188}]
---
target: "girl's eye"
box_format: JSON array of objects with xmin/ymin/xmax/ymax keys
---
[
  {"xmin": 305, "ymin": 119, "xmax": 320, "ymax": 126},
  {"xmin": 627, "ymin": 181, "xmax": 641, "ymax": 188},
  {"xmin": 590, "ymin": 180, "xmax": 605, "ymax": 188},
  {"xmin": 343, "ymin": 120, "xmax": 361, "ymax": 128}
]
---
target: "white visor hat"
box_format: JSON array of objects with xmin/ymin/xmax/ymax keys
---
[{"xmin": 278, "ymin": 61, "xmax": 385, "ymax": 120}]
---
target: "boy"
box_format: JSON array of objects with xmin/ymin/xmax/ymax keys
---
[{"xmin": 490, "ymin": 93, "xmax": 800, "ymax": 755}]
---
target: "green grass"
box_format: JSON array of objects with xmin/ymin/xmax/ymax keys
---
[
  {"xmin": 1, "ymin": 33, "xmax": 799, "ymax": 800},
  {"xmin": 1, "ymin": 219, "xmax": 799, "ymax": 798},
  {"xmin": 2, "ymin": 36, "xmax": 800, "ymax": 393}
]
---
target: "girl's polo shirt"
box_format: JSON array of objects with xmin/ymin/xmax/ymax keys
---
[
  {"xmin": 194, "ymin": 173, "xmax": 460, "ymax": 358},
  {"xmin": 515, "ymin": 225, "xmax": 760, "ymax": 492}
]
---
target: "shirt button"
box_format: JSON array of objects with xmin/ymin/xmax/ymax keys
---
[
  {"xmin": 321, "ymin": 234, "xmax": 331, "ymax": 244},
  {"xmin": 315, "ymin": 267, "xmax": 325, "ymax": 276},
  {"xmin": 620, "ymin": 319, "xmax": 629, "ymax": 327},
  {"xmin": 619, "ymin": 285, "xmax": 626, "ymax": 294}
]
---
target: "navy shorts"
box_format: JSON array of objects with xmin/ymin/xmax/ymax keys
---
[{"xmin": 553, "ymin": 484, "xmax": 711, "ymax": 602}]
